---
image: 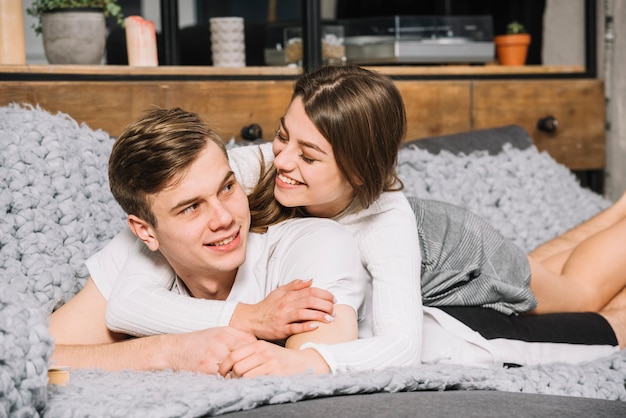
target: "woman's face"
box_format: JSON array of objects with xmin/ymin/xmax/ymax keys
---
[{"xmin": 271, "ymin": 97, "xmax": 354, "ymax": 218}]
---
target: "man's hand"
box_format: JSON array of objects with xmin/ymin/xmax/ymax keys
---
[
  {"xmin": 230, "ymin": 279, "xmax": 336, "ymax": 340},
  {"xmin": 163, "ymin": 327, "xmax": 257, "ymax": 374},
  {"xmin": 218, "ymin": 341, "xmax": 330, "ymax": 378}
]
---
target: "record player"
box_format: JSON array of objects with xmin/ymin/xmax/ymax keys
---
[{"xmin": 341, "ymin": 15, "xmax": 494, "ymax": 64}]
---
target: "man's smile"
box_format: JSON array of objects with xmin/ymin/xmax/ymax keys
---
[{"xmin": 206, "ymin": 230, "xmax": 239, "ymax": 247}]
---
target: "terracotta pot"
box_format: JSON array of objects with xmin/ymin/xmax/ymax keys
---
[
  {"xmin": 41, "ymin": 8, "xmax": 106, "ymax": 65},
  {"xmin": 494, "ymin": 33, "xmax": 531, "ymax": 66}
]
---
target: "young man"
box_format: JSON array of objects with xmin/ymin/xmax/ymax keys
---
[{"xmin": 50, "ymin": 107, "xmax": 370, "ymax": 377}]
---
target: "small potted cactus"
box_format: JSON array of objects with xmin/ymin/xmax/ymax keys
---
[{"xmin": 494, "ymin": 21, "xmax": 531, "ymax": 66}]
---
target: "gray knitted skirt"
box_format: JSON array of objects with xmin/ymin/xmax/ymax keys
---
[{"xmin": 407, "ymin": 197, "xmax": 538, "ymax": 315}]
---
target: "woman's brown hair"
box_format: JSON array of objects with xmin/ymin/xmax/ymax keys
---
[{"xmin": 249, "ymin": 65, "xmax": 406, "ymax": 232}]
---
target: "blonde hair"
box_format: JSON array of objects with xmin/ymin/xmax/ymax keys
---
[{"xmin": 249, "ymin": 65, "xmax": 406, "ymax": 232}]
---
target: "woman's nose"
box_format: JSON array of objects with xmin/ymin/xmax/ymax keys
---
[{"xmin": 273, "ymin": 144, "xmax": 297, "ymax": 170}]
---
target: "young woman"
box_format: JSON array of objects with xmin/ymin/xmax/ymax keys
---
[{"xmin": 105, "ymin": 65, "xmax": 626, "ymax": 374}]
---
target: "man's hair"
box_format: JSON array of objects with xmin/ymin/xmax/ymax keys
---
[
  {"xmin": 109, "ymin": 107, "xmax": 226, "ymax": 226},
  {"xmin": 249, "ymin": 65, "xmax": 406, "ymax": 231}
]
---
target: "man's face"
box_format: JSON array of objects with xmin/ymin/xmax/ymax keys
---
[{"xmin": 146, "ymin": 141, "xmax": 251, "ymax": 297}]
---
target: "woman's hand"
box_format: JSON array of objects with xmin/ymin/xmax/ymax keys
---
[
  {"xmin": 220, "ymin": 304, "xmax": 357, "ymax": 378},
  {"xmin": 230, "ymin": 279, "xmax": 336, "ymax": 340},
  {"xmin": 218, "ymin": 342, "xmax": 330, "ymax": 378}
]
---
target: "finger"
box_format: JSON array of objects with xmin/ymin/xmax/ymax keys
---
[
  {"xmin": 231, "ymin": 356, "xmax": 263, "ymax": 378},
  {"xmin": 230, "ymin": 348, "xmax": 269, "ymax": 378},
  {"xmin": 218, "ymin": 343, "xmax": 255, "ymax": 377},
  {"xmin": 306, "ymin": 286, "xmax": 336, "ymax": 303},
  {"xmin": 284, "ymin": 278, "xmax": 313, "ymax": 291},
  {"xmin": 287, "ymin": 321, "xmax": 322, "ymax": 335},
  {"xmin": 241, "ymin": 363, "xmax": 271, "ymax": 379},
  {"xmin": 286, "ymin": 306, "xmax": 335, "ymax": 324},
  {"xmin": 296, "ymin": 293, "xmax": 336, "ymax": 316},
  {"xmin": 217, "ymin": 359, "xmax": 233, "ymax": 377}
]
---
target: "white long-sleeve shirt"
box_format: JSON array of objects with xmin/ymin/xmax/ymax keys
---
[{"xmin": 102, "ymin": 143, "xmax": 423, "ymax": 373}]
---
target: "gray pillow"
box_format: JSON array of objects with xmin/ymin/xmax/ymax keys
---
[{"xmin": 403, "ymin": 124, "xmax": 533, "ymax": 155}]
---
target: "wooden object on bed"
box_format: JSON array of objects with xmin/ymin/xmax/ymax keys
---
[{"xmin": 0, "ymin": 64, "xmax": 604, "ymax": 172}]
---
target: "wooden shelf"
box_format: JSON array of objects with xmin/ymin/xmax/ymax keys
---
[
  {"xmin": 367, "ymin": 64, "xmax": 585, "ymax": 76},
  {"xmin": 0, "ymin": 64, "xmax": 302, "ymax": 77},
  {"xmin": 0, "ymin": 64, "xmax": 585, "ymax": 80}
]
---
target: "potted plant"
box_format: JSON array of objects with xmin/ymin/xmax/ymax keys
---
[
  {"xmin": 494, "ymin": 21, "xmax": 531, "ymax": 66},
  {"xmin": 26, "ymin": 0, "xmax": 124, "ymax": 65}
]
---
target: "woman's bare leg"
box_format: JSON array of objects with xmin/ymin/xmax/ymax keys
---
[
  {"xmin": 599, "ymin": 286, "xmax": 626, "ymax": 349},
  {"xmin": 530, "ymin": 191, "xmax": 626, "ymax": 266},
  {"xmin": 529, "ymin": 216, "xmax": 626, "ymax": 314}
]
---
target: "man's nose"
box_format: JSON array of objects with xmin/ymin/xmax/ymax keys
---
[{"xmin": 208, "ymin": 201, "xmax": 234, "ymax": 230}]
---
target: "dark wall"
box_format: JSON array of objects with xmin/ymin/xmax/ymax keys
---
[{"xmin": 196, "ymin": 0, "xmax": 301, "ymax": 23}]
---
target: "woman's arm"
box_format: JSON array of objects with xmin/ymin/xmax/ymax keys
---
[
  {"xmin": 103, "ymin": 231, "xmax": 335, "ymax": 339},
  {"xmin": 220, "ymin": 203, "xmax": 423, "ymax": 376},
  {"xmin": 227, "ymin": 142, "xmax": 274, "ymax": 193},
  {"xmin": 302, "ymin": 193, "xmax": 423, "ymax": 372}
]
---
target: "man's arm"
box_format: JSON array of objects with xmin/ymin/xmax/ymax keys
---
[
  {"xmin": 52, "ymin": 328, "xmax": 255, "ymax": 374},
  {"xmin": 50, "ymin": 277, "xmax": 256, "ymax": 374}
]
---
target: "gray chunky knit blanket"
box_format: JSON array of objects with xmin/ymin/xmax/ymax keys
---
[{"xmin": 0, "ymin": 103, "xmax": 623, "ymax": 417}]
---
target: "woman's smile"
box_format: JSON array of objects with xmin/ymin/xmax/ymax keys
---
[{"xmin": 276, "ymin": 172, "xmax": 304, "ymax": 187}]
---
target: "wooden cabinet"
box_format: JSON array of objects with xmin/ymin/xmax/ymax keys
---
[
  {"xmin": 0, "ymin": 65, "xmax": 604, "ymax": 171},
  {"xmin": 394, "ymin": 78, "xmax": 604, "ymax": 170},
  {"xmin": 472, "ymin": 79, "xmax": 604, "ymax": 170}
]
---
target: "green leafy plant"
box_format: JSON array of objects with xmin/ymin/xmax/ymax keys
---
[
  {"xmin": 26, "ymin": 0, "xmax": 124, "ymax": 34},
  {"xmin": 506, "ymin": 21, "xmax": 527, "ymax": 35}
]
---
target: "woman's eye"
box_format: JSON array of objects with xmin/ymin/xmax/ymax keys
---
[
  {"xmin": 275, "ymin": 130, "xmax": 288, "ymax": 143},
  {"xmin": 299, "ymin": 153, "xmax": 316, "ymax": 164}
]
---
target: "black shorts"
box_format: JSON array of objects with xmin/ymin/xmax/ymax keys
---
[{"xmin": 423, "ymin": 306, "xmax": 618, "ymax": 367}]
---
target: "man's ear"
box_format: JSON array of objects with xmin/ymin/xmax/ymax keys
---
[{"xmin": 127, "ymin": 215, "xmax": 160, "ymax": 251}]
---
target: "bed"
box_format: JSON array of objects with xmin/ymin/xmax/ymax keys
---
[{"xmin": 1, "ymin": 103, "xmax": 625, "ymax": 417}]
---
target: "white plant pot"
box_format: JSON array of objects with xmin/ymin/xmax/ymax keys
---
[{"xmin": 41, "ymin": 9, "xmax": 106, "ymax": 65}]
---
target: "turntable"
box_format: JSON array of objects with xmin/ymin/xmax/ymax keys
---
[{"xmin": 341, "ymin": 15, "xmax": 494, "ymax": 64}]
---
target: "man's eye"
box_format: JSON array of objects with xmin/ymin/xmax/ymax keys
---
[
  {"xmin": 181, "ymin": 204, "xmax": 198, "ymax": 215},
  {"xmin": 222, "ymin": 181, "xmax": 235, "ymax": 193}
]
